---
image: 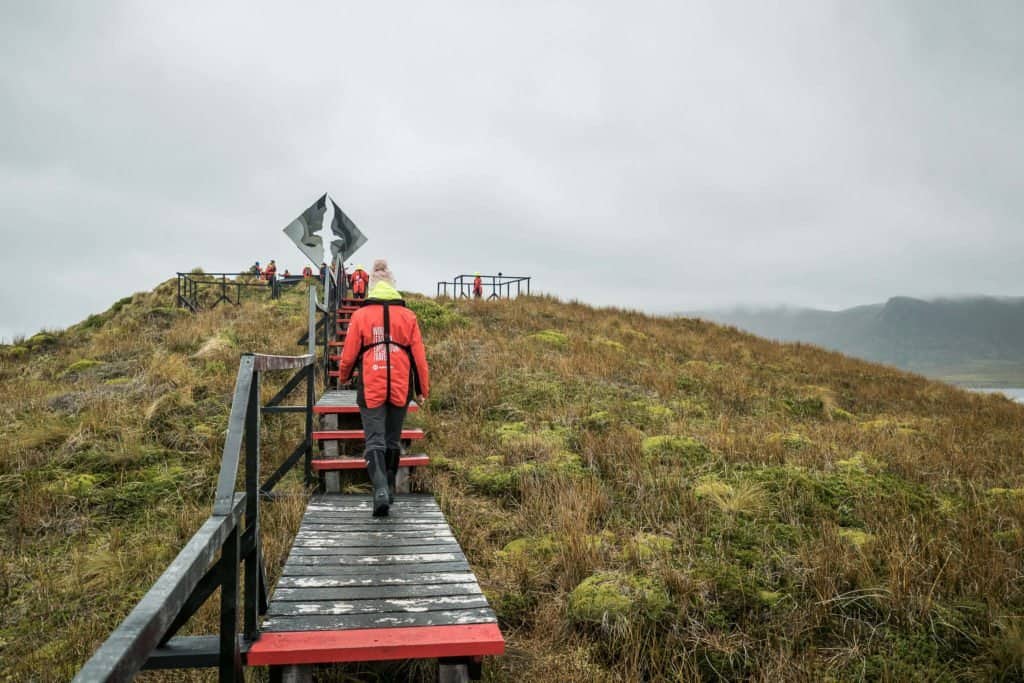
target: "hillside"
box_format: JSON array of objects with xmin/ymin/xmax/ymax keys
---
[
  {"xmin": 2, "ymin": 280, "xmax": 1024, "ymax": 680},
  {"xmin": 697, "ymin": 296, "xmax": 1024, "ymax": 386}
]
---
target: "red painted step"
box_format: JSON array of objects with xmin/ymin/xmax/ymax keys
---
[
  {"xmin": 246, "ymin": 623, "xmax": 504, "ymax": 666},
  {"xmin": 314, "ymin": 429, "xmax": 424, "ymax": 441},
  {"xmin": 311, "ymin": 454, "xmax": 430, "ymax": 471}
]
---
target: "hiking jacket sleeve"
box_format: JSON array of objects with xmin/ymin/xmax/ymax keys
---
[{"xmin": 410, "ymin": 318, "xmax": 430, "ymax": 399}]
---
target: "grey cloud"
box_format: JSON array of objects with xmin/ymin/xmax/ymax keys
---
[{"xmin": 1, "ymin": 0, "xmax": 1022, "ymax": 340}]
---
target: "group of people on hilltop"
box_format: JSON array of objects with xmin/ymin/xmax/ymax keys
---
[{"xmin": 249, "ymin": 260, "xmax": 326, "ymax": 283}]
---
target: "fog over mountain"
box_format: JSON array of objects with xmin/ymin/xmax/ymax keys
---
[{"xmin": 695, "ymin": 296, "xmax": 1024, "ymax": 385}]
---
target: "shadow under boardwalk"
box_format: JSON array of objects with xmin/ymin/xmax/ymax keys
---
[{"xmin": 247, "ymin": 493, "xmax": 503, "ymax": 668}]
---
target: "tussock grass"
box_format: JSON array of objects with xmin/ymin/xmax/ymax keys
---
[{"xmin": 2, "ymin": 286, "xmax": 1023, "ymax": 680}]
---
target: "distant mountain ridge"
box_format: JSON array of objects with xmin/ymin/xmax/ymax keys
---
[{"xmin": 694, "ymin": 296, "xmax": 1024, "ymax": 385}]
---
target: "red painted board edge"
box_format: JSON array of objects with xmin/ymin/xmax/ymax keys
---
[
  {"xmin": 313, "ymin": 430, "xmax": 424, "ymax": 440},
  {"xmin": 246, "ymin": 623, "xmax": 505, "ymax": 666},
  {"xmin": 312, "ymin": 455, "xmax": 430, "ymax": 471}
]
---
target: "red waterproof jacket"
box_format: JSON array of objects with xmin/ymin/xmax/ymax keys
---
[
  {"xmin": 350, "ymin": 270, "xmax": 368, "ymax": 295},
  {"xmin": 473, "ymin": 276, "xmax": 483, "ymax": 296},
  {"xmin": 336, "ymin": 293, "xmax": 430, "ymax": 408}
]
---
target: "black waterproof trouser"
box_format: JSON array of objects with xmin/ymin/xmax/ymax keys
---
[{"xmin": 359, "ymin": 403, "xmax": 408, "ymax": 456}]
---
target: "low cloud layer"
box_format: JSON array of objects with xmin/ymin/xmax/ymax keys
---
[{"xmin": 2, "ymin": 1, "xmax": 1021, "ymax": 341}]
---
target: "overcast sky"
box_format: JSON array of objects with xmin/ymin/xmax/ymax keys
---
[{"xmin": 1, "ymin": 1, "xmax": 1022, "ymax": 342}]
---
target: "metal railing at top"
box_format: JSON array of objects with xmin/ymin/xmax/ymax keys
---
[
  {"xmin": 74, "ymin": 287, "xmax": 320, "ymax": 682},
  {"xmin": 436, "ymin": 274, "xmax": 531, "ymax": 300},
  {"xmin": 176, "ymin": 271, "xmax": 322, "ymax": 312}
]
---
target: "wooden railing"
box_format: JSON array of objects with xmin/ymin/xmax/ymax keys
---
[{"xmin": 75, "ymin": 288, "xmax": 320, "ymax": 682}]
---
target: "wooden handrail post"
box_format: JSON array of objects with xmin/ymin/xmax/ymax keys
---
[{"xmin": 243, "ymin": 370, "xmax": 260, "ymax": 643}]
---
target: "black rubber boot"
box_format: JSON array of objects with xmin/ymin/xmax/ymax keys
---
[
  {"xmin": 385, "ymin": 448, "xmax": 401, "ymax": 503},
  {"xmin": 364, "ymin": 449, "xmax": 390, "ymax": 516}
]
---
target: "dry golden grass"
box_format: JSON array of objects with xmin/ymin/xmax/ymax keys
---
[{"xmin": 1, "ymin": 284, "xmax": 1023, "ymax": 680}]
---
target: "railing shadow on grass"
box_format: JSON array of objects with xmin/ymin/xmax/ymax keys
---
[{"xmin": 74, "ymin": 287, "xmax": 323, "ymax": 682}]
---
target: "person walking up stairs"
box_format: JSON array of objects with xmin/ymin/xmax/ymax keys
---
[{"xmin": 334, "ymin": 259, "xmax": 429, "ymax": 516}]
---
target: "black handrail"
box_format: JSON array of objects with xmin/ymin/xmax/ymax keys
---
[{"xmin": 75, "ymin": 288, "xmax": 320, "ymax": 682}]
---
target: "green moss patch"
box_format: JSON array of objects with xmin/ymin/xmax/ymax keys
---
[
  {"xmin": 568, "ymin": 571, "xmax": 670, "ymax": 625},
  {"xmin": 626, "ymin": 533, "xmax": 674, "ymax": 562},
  {"xmin": 497, "ymin": 535, "xmax": 559, "ymax": 562},
  {"xmin": 60, "ymin": 359, "xmax": 103, "ymax": 378},
  {"xmin": 838, "ymin": 527, "xmax": 875, "ymax": 549},
  {"xmin": 26, "ymin": 332, "xmax": 59, "ymax": 349},
  {"xmin": 767, "ymin": 431, "xmax": 813, "ymax": 450},
  {"xmin": 528, "ymin": 329, "xmax": 568, "ymax": 347},
  {"xmin": 641, "ymin": 435, "xmax": 711, "ymax": 463},
  {"xmin": 592, "ymin": 336, "xmax": 625, "ymax": 352}
]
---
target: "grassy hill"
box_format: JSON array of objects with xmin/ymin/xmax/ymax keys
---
[{"xmin": 2, "ymin": 280, "xmax": 1023, "ymax": 680}]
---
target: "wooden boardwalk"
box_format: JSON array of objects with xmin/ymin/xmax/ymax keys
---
[{"xmin": 247, "ymin": 494, "xmax": 503, "ymax": 668}]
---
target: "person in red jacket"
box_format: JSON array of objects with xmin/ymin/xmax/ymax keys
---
[
  {"xmin": 336, "ymin": 259, "xmax": 430, "ymax": 516},
  {"xmin": 302, "ymin": 265, "xmax": 313, "ymax": 279},
  {"xmin": 264, "ymin": 259, "xmax": 277, "ymax": 282},
  {"xmin": 349, "ymin": 264, "xmax": 369, "ymax": 299},
  {"xmin": 472, "ymin": 272, "xmax": 483, "ymax": 299}
]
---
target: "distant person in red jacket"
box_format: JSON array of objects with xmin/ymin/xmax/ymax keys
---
[
  {"xmin": 349, "ymin": 264, "xmax": 369, "ymax": 299},
  {"xmin": 473, "ymin": 272, "xmax": 483, "ymax": 299},
  {"xmin": 264, "ymin": 260, "xmax": 277, "ymax": 282},
  {"xmin": 302, "ymin": 265, "xmax": 313, "ymax": 279},
  {"xmin": 336, "ymin": 259, "xmax": 430, "ymax": 516}
]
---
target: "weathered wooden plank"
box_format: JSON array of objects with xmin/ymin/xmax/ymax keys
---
[
  {"xmin": 308, "ymin": 496, "xmax": 436, "ymax": 504},
  {"xmin": 287, "ymin": 552, "xmax": 462, "ymax": 566},
  {"xmin": 301, "ymin": 516, "xmax": 447, "ymax": 525},
  {"xmin": 274, "ymin": 573, "xmax": 477, "ymax": 589},
  {"xmin": 261, "ymin": 608, "xmax": 497, "ymax": 632},
  {"xmin": 293, "ymin": 536, "xmax": 457, "ymax": 548},
  {"xmin": 290, "ymin": 544, "xmax": 463, "ymax": 557},
  {"xmin": 272, "ymin": 583, "xmax": 483, "ymax": 602},
  {"xmin": 313, "ymin": 429, "xmax": 424, "ymax": 441},
  {"xmin": 300, "ymin": 510, "xmax": 438, "ymax": 520},
  {"xmin": 304, "ymin": 502, "xmax": 437, "ymax": 513},
  {"xmin": 277, "ymin": 563, "xmax": 472, "ymax": 579},
  {"xmin": 301, "ymin": 518, "xmax": 446, "ymax": 527},
  {"xmin": 310, "ymin": 494, "xmax": 434, "ymax": 504},
  {"xmin": 302, "ymin": 507, "xmax": 441, "ymax": 517},
  {"xmin": 305, "ymin": 502, "xmax": 442, "ymax": 510},
  {"xmin": 295, "ymin": 530, "xmax": 456, "ymax": 541},
  {"xmin": 299, "ymin": 523, "xmax": 450, "ymax": 533},
  {"xmin": 267, "ymin": 595, "xmax": 488, "ymax": 617}
]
